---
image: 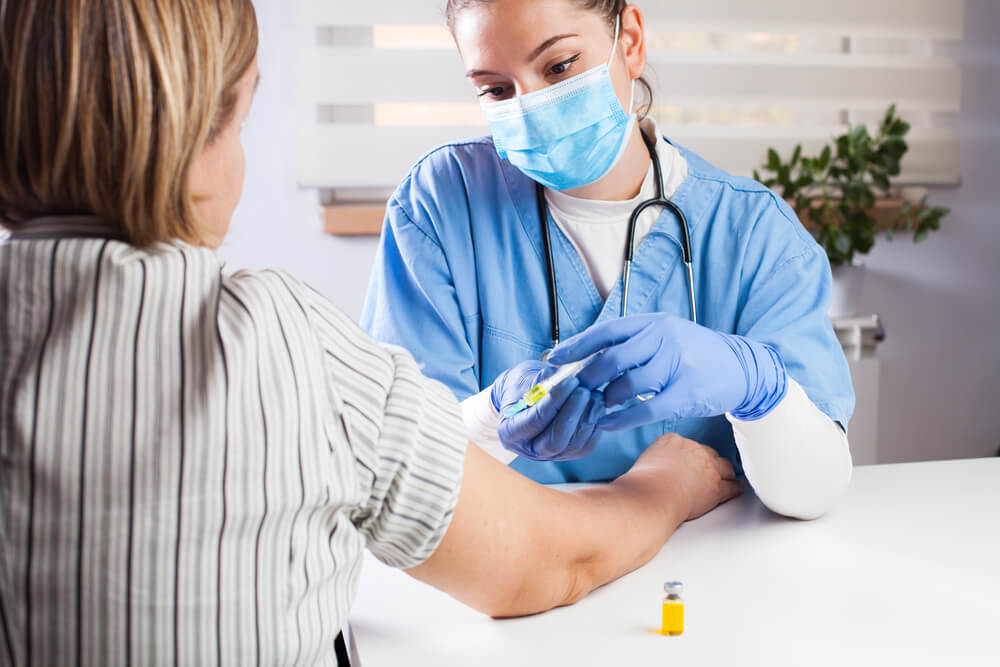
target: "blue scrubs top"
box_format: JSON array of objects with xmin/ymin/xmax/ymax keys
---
[{"xmin": 361, "ymin": 135, "xmax": 855, "ymax": 484}]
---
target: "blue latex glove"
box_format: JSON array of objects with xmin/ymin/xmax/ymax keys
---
[
  {"xmin": 547, "ymin": 313, "xmax": 788, "ymax": 431},
  {"xmin": 491, "ymin": 361, "xmax": 605, "ymax": 461}
]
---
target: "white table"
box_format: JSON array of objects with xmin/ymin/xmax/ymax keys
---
[{"xmin": 351, "ymin": 459, "xmax": 1000, "ymax": 666}]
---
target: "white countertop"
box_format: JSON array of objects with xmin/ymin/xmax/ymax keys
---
[{"xmin": 350, "ymin": 458, "xmax": 1000, "ymax": 666}]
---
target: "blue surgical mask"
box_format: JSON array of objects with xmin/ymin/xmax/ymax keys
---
[{"xmin": 482, "ymin": 18, "xmax": 636, "ymax": 191}]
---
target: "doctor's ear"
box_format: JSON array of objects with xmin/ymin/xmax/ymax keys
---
[{"xmin": 618, "ymin": 5, "xmax": 647, "ymax": 80}]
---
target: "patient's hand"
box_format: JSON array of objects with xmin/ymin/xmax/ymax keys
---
[{"xmin": 622, "ymin": 433, "xmax": 743, "ymax": 522}]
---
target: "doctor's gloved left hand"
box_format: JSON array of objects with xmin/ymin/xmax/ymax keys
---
[
  {"xmin": 547, "ymin": 313, "xmax": 788, "ymax": 431},
  {"xmin": 491, "ymin": 361, "xmax": 605, "ymax": 461}
]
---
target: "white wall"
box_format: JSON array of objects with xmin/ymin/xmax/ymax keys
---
[
  {"xmin": 224, "ymin": 0, "xmax": 1000, "ymax": 463},
  {"xmin": 857, "ymin": 0, "xmax": 1000, "ymax": 463},
  {"xmin": 219, "ymin": 1, "xmax": 380, "ymax": 320}
]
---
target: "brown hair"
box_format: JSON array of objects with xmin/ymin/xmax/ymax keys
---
[
  {"xmin": 0, "ymin": 0, "xmax": 258, "ymax": 245},
  {"xmin": 445, "ymin": 0, "xmax": 654, "ymax": 117}
]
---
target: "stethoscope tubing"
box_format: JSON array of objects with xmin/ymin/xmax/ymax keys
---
[{"xmin": 536, "ymin": 130, "xmax": 697, "ymax": 348}]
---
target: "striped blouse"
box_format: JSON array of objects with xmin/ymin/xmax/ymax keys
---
[{"xmin": 0, "ymin": 217, "xmax": 468, "ymax": 666}]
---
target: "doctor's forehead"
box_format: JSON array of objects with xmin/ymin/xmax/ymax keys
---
[{"xmin": 452, "ymin": 0, "xmax": 607, "ymax": 65}]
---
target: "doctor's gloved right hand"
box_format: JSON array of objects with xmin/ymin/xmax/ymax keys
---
[
  {"xmin": 491, "ymin": 361, "xmax": 605, "ymax": 461},
  {"xmin": 548, "ymin": 313, "xmax": 788, "ymax": 431}
]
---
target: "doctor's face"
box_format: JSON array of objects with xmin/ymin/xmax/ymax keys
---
[{"xmin": 453, "ymin": 0, "xmax": 642, "ymax": 109}]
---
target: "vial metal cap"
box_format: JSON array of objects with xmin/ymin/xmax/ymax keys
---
[{"xmin": 664, "ymin": 581, "xmax": 683, "ymax": 595}]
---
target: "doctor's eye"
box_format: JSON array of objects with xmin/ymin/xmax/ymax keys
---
[
  {"xmin": 478, "ymin": 85, "xmax": 511, "ymax": 101},
  {"xmin": 548, "ymin": 54, "xmax": 581, "ymax": 77}
]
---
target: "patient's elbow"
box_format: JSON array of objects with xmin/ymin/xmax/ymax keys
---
[
  {"xmin": 455, "ymin": 579, "xmax": 535, "ymax": 619},
  {"xmin": 477, "ymin": 562, "xmax": 592, "ymax": 619}
]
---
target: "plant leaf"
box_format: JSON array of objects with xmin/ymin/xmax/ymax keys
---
[
  {"xmin": 836, "ymin": 135, "xmax": 850, "ymax": 159},
  {"xmin": 778, "ymin": 165, "xmax": 791, "ymax": 187},
  {"xmin": 884, "ymin": 103, "xmax": 897, "ymax": 125},
  {"xmin": 767, "ymin": 148, "xmax": 781, "ymax": 171},
  {"xmin": 791, "ymin": 144, "xmax": 802, "ymax": 168},
  {"xmin": 871, "ymin": 171, "xmax": 891, "ymax": 192},
  {"xmin": 819, "ymin": 145, "xmax": 832, "ymax": 170}
]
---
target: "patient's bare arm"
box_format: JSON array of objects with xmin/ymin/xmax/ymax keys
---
[{"xmin": 407, "ymin": 433, "xmax": 741, "ymax": 618}]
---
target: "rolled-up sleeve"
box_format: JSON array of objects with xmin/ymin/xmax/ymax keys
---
[
  {"xmin": 354, "ymin": 345, "xmax": 467, "ymax": 567},
  {"xmin": 304, "ymin": 285, "xmax": 469, "ymax": 569}
]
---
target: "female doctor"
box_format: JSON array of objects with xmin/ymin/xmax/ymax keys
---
[{"xmin": 362, "ymin": 0, "xmax": 855, "ymax": 519}]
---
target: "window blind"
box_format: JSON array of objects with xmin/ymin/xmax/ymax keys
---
[{"xmin": 296, "ymin": 0, "xmax": 964, "ymax": 210}]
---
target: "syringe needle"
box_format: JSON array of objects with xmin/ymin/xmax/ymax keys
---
[
  {"xmin": 504, "ymin": 398, "xmax": 530, "ymax": 418},
  {"xmin": 502, "ymin": 353, "xmax": 598, "ymax": 417}
]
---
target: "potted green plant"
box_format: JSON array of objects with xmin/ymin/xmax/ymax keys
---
[{"xmin": 755, "ymin": 105, "xmax": 949, "ymax": 316}]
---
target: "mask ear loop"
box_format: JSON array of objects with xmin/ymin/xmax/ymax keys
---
[
  {"xmin": 607, "ymin": 15, "xmax": 622, "ymax": 65},
  {"xmin": 608, "ymin": 15, "xmax": 636, "ymax": 115}
]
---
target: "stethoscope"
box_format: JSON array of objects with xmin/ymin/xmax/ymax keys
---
[{"xmin": 535, "ymin": 130, "xmax": 698, "ymax": 348}]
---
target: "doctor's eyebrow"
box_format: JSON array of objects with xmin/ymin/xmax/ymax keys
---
[
  {"xmin": 464, "ymin": 33, "xmax": 581, "ymax": 77},
  {"xmin": 526, "ymin": 34, "xmax": 579, "ymax": 62}
]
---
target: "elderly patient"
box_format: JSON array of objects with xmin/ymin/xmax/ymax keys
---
[{"xmin": 0, "ymin": 1, "xmax": 740, "ymax": 664}]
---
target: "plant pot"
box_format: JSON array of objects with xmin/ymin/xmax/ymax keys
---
[
  {"xmin": 829, "ymin": 262, "xmax": 866, "ymax": 318},
  {"xmin": 792, "ymin": 197, "xmax": 913, "ymax": 233}
]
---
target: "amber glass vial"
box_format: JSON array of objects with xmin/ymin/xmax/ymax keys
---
[{"xmin": 661, "ymin": 581, "xmax": 684, "ymax": 635}]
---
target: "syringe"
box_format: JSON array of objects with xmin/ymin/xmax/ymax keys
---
[{"xmin": 503, "ymin": 353, "xmax": 598, "ymax": 417}]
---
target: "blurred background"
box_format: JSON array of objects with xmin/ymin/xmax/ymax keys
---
[{"xmin": 221, "ymin": 0, "xmax": 1000, "ymax": 465}]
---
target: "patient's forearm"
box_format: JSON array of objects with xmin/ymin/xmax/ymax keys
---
[
  {"xmin": 406, "ymin": 444, "xmax": 684, "ymax": 618},
  {"xmin": 550, "ymin": 478, "xmax": 684, "ymax": 608}
]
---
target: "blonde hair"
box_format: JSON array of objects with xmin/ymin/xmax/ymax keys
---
[{"xmin": 0, "ymin": 0, "xmax": 258, "ymax": 245}]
